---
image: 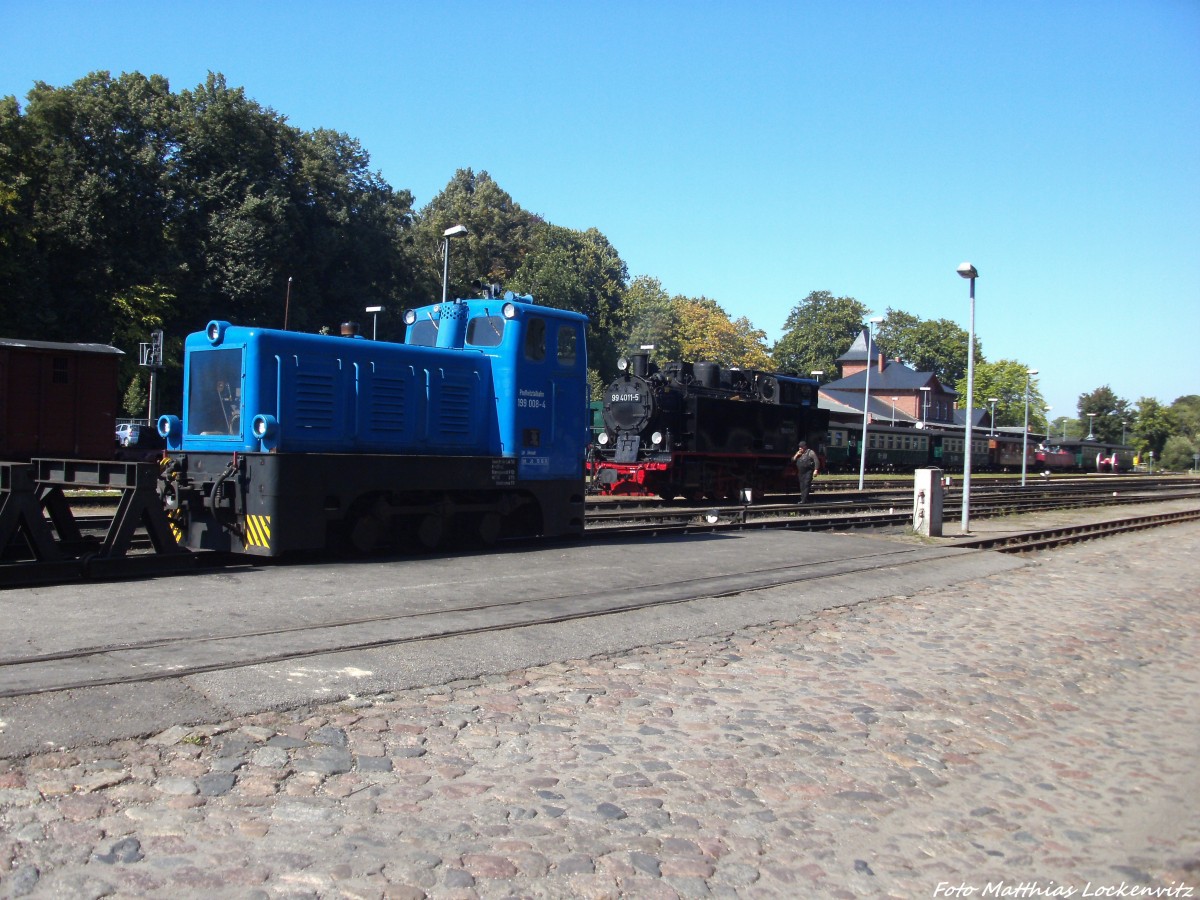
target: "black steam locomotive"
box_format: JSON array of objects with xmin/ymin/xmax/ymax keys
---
[{"xmin": 591, "ymin": 352, "xmax": 829, "ymax": 501}]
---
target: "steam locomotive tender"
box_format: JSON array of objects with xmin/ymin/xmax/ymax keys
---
[
  {"xmin": 592, "ymin": 353, "xmax": 829, "ymax": 500},
  {"xmin": 156, "ymin": 294, "xmax": 589, "ymax": 556}
]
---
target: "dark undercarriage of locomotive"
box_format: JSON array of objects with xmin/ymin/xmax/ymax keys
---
[{"xmin": 591, "ymin": 353, "xmax": 829, "ymax": 500}]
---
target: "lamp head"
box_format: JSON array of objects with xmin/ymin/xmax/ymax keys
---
[
  {"xmin": 443, "ymin": 224, "xmax": 468, "ymax": 239},
  {"xmin": 957, "ymin": 262, "xmax": 978, "ymax": 279}
]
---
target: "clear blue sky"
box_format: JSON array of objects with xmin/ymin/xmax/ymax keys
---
[{"xmin": 3, "ymin": 0, "xmax": 1198, "ymax": 419}]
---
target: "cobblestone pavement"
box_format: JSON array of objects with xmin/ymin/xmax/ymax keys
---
[{"xmin": 2, "ymin": 523, "xmax": 1198, "ymax": 899}]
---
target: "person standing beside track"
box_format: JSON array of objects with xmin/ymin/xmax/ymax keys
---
[{"xmin": 791, "ymin": 440, "xmax": 819, "ymax": 502}]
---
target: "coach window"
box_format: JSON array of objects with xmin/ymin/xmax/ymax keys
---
[
  {"xmin": 557, "ymin": 325, "xmax": 577, "ymax": 366},
  {"xmin": 466, "ymin": 315, "xmax": 505, "ymax": 347},
  {"xmin": 52, "ymin": 357, "xmax": 70, "ymax": 384},
  {"xmin": 524, "ymin": 317, "xmax": 546, "ymax": 362}
]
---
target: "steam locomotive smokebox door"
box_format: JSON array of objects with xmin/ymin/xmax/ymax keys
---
[{"xmin": 615, "ymin": 434, "xmax": 641, "ymax": 463}]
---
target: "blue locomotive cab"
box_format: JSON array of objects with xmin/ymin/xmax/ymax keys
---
[{"xmin": 404, "ymin": 295, "xmax": 589, "ymax": 481}]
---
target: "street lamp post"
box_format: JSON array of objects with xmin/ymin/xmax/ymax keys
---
[
  {"xmin": 987, "ymin": 397, "xmax": 999, "ymax": 436},
  {"xmin": 1121, "ymin": 420, "xmax": 1127, "ymax": 445},
  {"xmin": 890, "ymin": 397, "xmax": 898, "ymax": 425},
  {"xmin": 365, "ymin": 306, "xmax": 383, "ymax": 340},
  {"xmin": 857, "ymin": 316, "xmax": 883, "ymax": 491},
  {"xmin": 810, "ymin": 370, "xmax": 824, "ymax": 382},
  {"xmin": 441, "ymin": 224, "xmax": 469, "ymax": 305},
  {"xmin": 283, "ymin": 276, "xmax": 293, "ymax": 331},
  {"xmin": 1021, "ymin": 369, "xmax": 1038, "ymax": 487},
  {"xmin": 1086, "ymin": 413, "xmax": 1096, "ymax": 440},
  {"xmin": 920, "ymin": 386, "xmax": 931, "ymax": 427},
  {"xmin": 957, "ymin": 262, "xmax": 978, "ymax": 534}
]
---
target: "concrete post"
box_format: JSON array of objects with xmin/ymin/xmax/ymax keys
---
[{"xmin": 913, "ymin": 467, "xmax": 944, "ymax": 537}]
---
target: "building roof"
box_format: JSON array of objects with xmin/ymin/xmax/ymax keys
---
[
  {"xmin": 824, "ymin": 361, "xmax": 954, "ymax": 396},
  {"xmin": 0, "ymin": 338, "xmax": 124, "ymax": 356},
  {"xmin": 953, "ymin": 407, "xmax": 990, "ymax": 428},
  {"xmin": 835, "ymin": 329, "xmax": 885, "ymax": 363},
  {"xmin": 821, "ymin": 389, "xmax": 918, "ymax": 423}
]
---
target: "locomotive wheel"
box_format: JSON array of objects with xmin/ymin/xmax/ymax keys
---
[
  {"xmin": 476, "ymin": 512, "xmax": 502, "ymax": 546},
  {"xmin": 344, "ymin": 495, "xmax": 391, "ymax": 555},
  {"xmin": 417, "ymin": 513, "xmax": 446, "ymax": 550},
  {"xmin": 349, "ymin": 513, "xmax": 384, "ymax": 554}
]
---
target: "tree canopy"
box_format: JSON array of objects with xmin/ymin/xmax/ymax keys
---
[
  {"xmin": 1, "ymin": 70, "xmax": 420, "ymax": 398},
  {"xmin": 771, "ymin": 291, "xmax": 868, "ymax": 377},
  {"xmin": 878, "ymin": 309, "xmax": 975, "ymax": 387},
  {"xmin": 1076, "ymin": 385, "xmax": 1133, "ymax": 444},
  {"xmin": 507, "ymin": 222, "xmax": 628, "ymax": 379},
  {"xmin": 963, "ymin": 360, "xmax": 1047, "ymax": 431}
]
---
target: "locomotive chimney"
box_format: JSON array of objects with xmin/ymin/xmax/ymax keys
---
[{"xmin": 631, "ymin": 351, "xmax": 649, "ymax": 378}]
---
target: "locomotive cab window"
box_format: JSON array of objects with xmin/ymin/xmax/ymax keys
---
[
  {"xmin": 188, "ymin": 348, "xmax": 243, "ymax": 436},
  {"xmin": 524, "ymin": 317, "xmax": 547, "ymax": 362},
  {"xmin": 406, "ymin": 319, "xmax": 439, "ymax": 347},
  {"xmin": 466, "ymin": 315, "xmax": 505, "ymax": 347},
  {"xmin": 557, "ymin": 326, "xmax": 578, "ymax": 366}
]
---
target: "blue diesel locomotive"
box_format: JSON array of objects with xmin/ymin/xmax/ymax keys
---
[{"xmin": 157, "ymin": 294, "xmax": 589, "ymax": 555}]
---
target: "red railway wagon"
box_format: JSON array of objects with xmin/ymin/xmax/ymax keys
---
[{"xmin": 0, "ymin": 338, "xmax": 123, "ymax": 461}]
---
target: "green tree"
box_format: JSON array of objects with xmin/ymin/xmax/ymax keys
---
[
  {"xmin": 1160, "ymin": 434, "xmax": 1197, "ymax": 471},
  {"xmin": 122, "ymin": 372, "xmax": 149, "ymax": 419},
  {"xmin": 415, "ymin": 168, "xmax": 538, "ymax": 304},
  {"xmin": 1077, "ymin": 386, "xmax": 1132, "ymax": 443},
  {"xmin": 509, "ymin": 222, "xmax": 629, "ymax": 378},
  {"xmin": 1170, "ymin": 395, "xmax": 1200, "ymax": 443},
  {"xmin": 170, "ymin": 73, "xmax": 297, "ymax": 327},
  {"xmin": 1132, "ymin": 397, "xmax": 1174, "ymax": 456},
  {"xmin": 0, "ymin": 94, "xmax": 42, "ymax": 337},
  {"xmin": 878, "ymin": 309, "xmax": 975, "ymax": 386},
  {"xmin": 13, "ymin": 71, "xmax": 179, "ymax": 341},
  {"xmin": 772, "ymin": 290, "xmax": 867, "ymax": 377},
  {"xmin": 1049, "ymin": 415, "xmax": 1074, "ymax": 441},
  {"xmin": 965, "ymin": 360, "xmax": 1046, "ymax": 430},
  {"xmin": 618, "ymin": 275, "xmax": 680, "ymax": 363},
  {"xmin": 282, "ymin": 127, "xmax": 419, "ymax": 334}
]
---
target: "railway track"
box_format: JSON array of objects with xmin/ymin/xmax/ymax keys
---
[
  {"xmin": 2, "ymin": 479, "xmax": 1197, "ymax": 588},
  {"xmin": 1, "ymin": 483, "xmax": 1196, "ymax": 701},
  {"xmin": 3, "ymin": 504, "xmax": 1197, "ymax": 699},
  {"xmin": 584, "ymin": 482, "xmax": 1200, "ymax": 534},
  {"xmin": 955, "ymin": 508, "xmax": 1200, "ymax": 553}
]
